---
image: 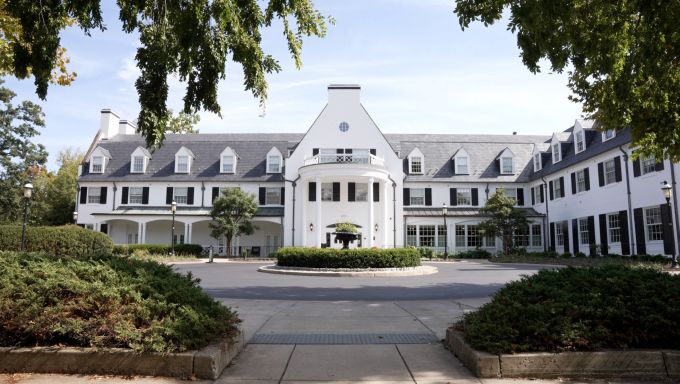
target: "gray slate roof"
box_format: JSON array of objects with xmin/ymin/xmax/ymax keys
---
[{"xmin": 403, "ymin": 207, "xmax": 544, "ymax": 217}]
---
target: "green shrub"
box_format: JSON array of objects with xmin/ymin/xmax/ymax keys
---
[
  {"xmin": 561, "ymin": 252, "xmax": 572, "ymax": 258},
  {"xmin": 417, "ymin": 247, "xmax": 434, "ymax": 259},
  {"xmin": 274, "ymin": 247, "xmax": 420, "ymax": 268},
  {"xmin": 574, "ymin": 251, "xmax": 586, "ymax": 258},
  {"xmin": 335, "ymin": 222, "xmax": 358, "ymax": 233},
  {"xmin": 458, "ymin": 265, "xmax": 680, "ymax": 354},
  {"xmin": 0, "ymin": 251, "xmax": 239, "ymax": 353},
  {"xmin": 112, "ymin": 243, "xmax": 203, "ymax": 256},
  {"xmin": 0, "ymin": 225, "xmax": 113, "ymax": 257},
  {"xmin": 454, "ymin": 248, "xmax": 491, "ymax": 259}
]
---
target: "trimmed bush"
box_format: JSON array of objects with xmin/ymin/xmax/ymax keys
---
[
  {"xmin": 454, "ymin": 248, "xmax": 491, "ymax": 259},
  {"xmin": 458, "ymin": 265, "xmax": 680, "ymax": 354},
  {"xmin": 0, "ymin": 225, "xmax": 113, "ymax": 257},
  {"xmin": 0, "ymin": 251, "xmax": 239, "ymax": 353},
  {"xmin": 274, "ymin": 247, "xmax": 421, "ymax": 268},
  {"xmin": 113, "ymin": 243, "xmax": 203, "ymax": 257}
]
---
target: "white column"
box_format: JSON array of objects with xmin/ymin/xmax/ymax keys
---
[
  {"xmin": 316, "ymin": 178, "xmax": 322, "ymax": 247},
  {"xmin": 368, "ymin": 178, "xmax": 375, "ymax": 247},
  {"xmin": 184, "ymin": 222, "xmax": 189, "ymax": 244},
  {"xmin": 384, "ymin": 181, "xmax": 390, "ymax": 247},
  {"xmin": 187, "ymin": 223, "xmax": 192, "ymax": 244},
  {"xmin": 301, "ymin": 181, "xmax": 307, "ymax": 246}
]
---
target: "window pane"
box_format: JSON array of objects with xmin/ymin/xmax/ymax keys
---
[
  {"xmin": 645, "ymin": 207, "xmax": 663, "ymax": 241},
  {"xmin": 129, "ymin": 187, "xmax": 143, "ymax": 204},
  {"xmin": 556, "ymin": 224, "xmax": 564, "ymax": 246},
  {"xmin": 604, "ymin": 159, "xmax": 616, "ymax": 184},
  {"xmin": 92, "ymin": 156, "xmax": 103, "ymax": 173},
  {"xmin": 641, "ymin": 155, "xmax": 656, "ymax": 175},
  {"xmin": 531, "ymin": 224, "xmax": 542, "ymax": 247},
  {"xmin": 355, "ymin": 183, "xmax": 368, "ymax": 202},
  {"xmin": 174, "ymin": 187, "xmax": 188, "ymax": 204},
  {"xmin": 455, "ymin": 225, "xmax": 465, "ymax": 247},
  {"xmin": 467, "ymin": 225, "xmax": 482, "ymax": 247},
  {"xmin": 579, "ymin": 218, "xmax": 589, "ymax": 245},
  {"xmin": 269, "ymin": 156, "xmax": 281, "ymax": 172},
  {"xmin": 266, "ymin": 188, "xmax": 281, "ymax": 205},
  {"xmin": 222, "ymin": 156, "xmax": 234, "ymax": 173},
  {"xmin": 576, "ymin": 131, "xmax": 584, "ymax": 152},
  {"xmin": 608, "ymin": 214, "xmax": 621, "ymax": 243},
  {"xmin": 577, "ymin": 170, "xmax": 586, "ymax": 192},
  {"xmin": 419, "ymin": 225, "xmax": 435, "ymax": 247},
  {"xmin": 410, "ymin": 188, "xmax": 425, "ymax": 205},
  {"xmin": 133, "ymin": 156, "xmax": 144, "ymax": 172},
  {"xmin": 87, "ymin": 187, "xmax": 101, "ymax": 203},
  {"xmin": 457, "ymin": 188, "xmax": 471, "ymax": 205},
  {"xmin": 411, "ymin": 156, "xmax": 422, "ymax": 173},
  {"xmin": 406, "ymin": 225, "xmax": 417, "ymax": 246},
  {"xmin": 437, "ymin": 225, "xmax": 447, "ymax": 248},
  {"xmin": 456, "ymin": 157, "xmax": 468, "ymax": 174},
  {"xmin": 553, "ymin": 144, "xmax": 560, "ymax": 162},
  {"xmin": 177, "ymin": 156, "xmax": 188, "ymax": 172},
  {"xmin": 501, "ymin": 157, "xmax": 513, "ymax": 173},
  {"xmin": 321, "ymin": 183, "xmax": 333, "ymax": 201}
]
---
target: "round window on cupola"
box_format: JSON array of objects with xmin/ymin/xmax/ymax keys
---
[{"xmin": 339, "ymin": 121, "xmax": 349, "ymax": 132}]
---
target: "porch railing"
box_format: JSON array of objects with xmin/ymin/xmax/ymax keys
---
[
  {"xmin": 202, "ymin": 245, "xmax": 281, "ymax": 258},
  {"xmin": 303, "ymin": 154, "xmax": 384, "ymax": 166}
]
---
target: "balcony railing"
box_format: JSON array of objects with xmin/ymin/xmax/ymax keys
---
[{"xmin": 304, "ymin": 154, "xmax": 384, "ymax": 166}]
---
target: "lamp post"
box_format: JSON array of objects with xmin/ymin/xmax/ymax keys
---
[
  {"xmin": 443, "ymin": 203, "xmax": 448, "ymax": 260},
  {"xmin": 171, "ymin": 200, "xmax": 177, "ymax": 256},
  {"xmin": 72, "ymin": 211, "xmax": 78, "ymax": 224},
  {"xmin": 661, "ymin": 181, "xmax": 678, "ymax": 268},
  {"xmin": 21, "ymin": 183, "xmax": 33, "ymax": 251}
]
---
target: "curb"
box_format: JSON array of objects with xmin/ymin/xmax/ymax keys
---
[
  {"xmin": 445, "ymin": 328, "xmax": 680, "ymax": 379},
  {"xmin": 0, "ymin": 328, "xmax": 246, "ymax": 380},
  {"xmin": 257, "ymin": 265, "xmax": 438, "ymax": 277}
]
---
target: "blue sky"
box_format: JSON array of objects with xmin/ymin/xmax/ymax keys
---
[{"xmin": 6, "ymin": 0, "xmax": 584, "ymax": 170}]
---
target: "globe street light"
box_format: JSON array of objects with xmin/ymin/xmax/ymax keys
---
[
  {"xmin": 21, "ymin": 183, "xmax": 33, "ymax": 251},
  {"xmin": 661, "ymin": 181, "xmax": 678, "ymax": 268},
  {"xmin": 442, "ymin": 203, "xmax": 448, "ymax": 260},
  {"xmin": 72, "ymin": 211, "xmax": 78, "ymax": 224}
]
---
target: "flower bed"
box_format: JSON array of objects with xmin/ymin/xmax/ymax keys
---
[{"xmin": 273, "ymin": 247, "xmax": 421, "ymax": 269}]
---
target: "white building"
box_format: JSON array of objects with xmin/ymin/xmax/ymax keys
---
[{"xmin": 76, "ymin": 85, "xmax": 679, "ymax": 257}]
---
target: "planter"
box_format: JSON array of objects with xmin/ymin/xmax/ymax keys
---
[{"xmin": 334, "ymin": 231, "xmax": 358, "ymax": 249}]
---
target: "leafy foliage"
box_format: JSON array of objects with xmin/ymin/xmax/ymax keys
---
[
  {"xmin": 455, "ymin": 0, "xmax": 680, "ymax": 160},
  {"xmin": 113, "ymin": 243, "xmax": 203, "ymax": 257},
  {"xmin": 274, "ymin": 247, "xmax": 421, "ymax": 269},
  {"xmin": 458, "ymin": 265, "xmax": 680, "ymax": 354},
  {"xmin": 454, "ymin": 248, "xmax": 491, "ymax": 259},
  {"xmin": 210, "ymin": 188, "xmax": 258, "ymax": 257},
  {"xmin": 165, "ymin": 109, "xmax": 200, "ymax": 134},
  {"xmin": 335, "ymin": 222, "xmax": 358, "ymax": 233},
  {"xmin": 0, "ymin": 251, "xmax": 240, "ymax": 352},
  {"xmin": 0, "ymin": 224, "xmax": 113, "ymax": 256},
  {"xmin": 478, "ymin": 188, "xmax": 528, "ymax": 255},
  {"xmin": 5, "ymin": 0, "xmax": 332, "ymax": 148}
]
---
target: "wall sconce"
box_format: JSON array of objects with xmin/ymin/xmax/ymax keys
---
[
  {"xmin": 374, "ymin": 223, "xmax": 379, "ymax": 232},
  {"xmin": 309, "ymin": 223, "xmax": 314, "ymax": 232}
]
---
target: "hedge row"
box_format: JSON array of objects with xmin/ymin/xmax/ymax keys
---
[
  {"xmin": 0, "ymin": 251, "xmax": 240, "ymax": 353},
  {"xmin": 0, "ymin": 225, "xmax": 113, "ymax": 257},
  {"xmin": 274, "ymin": 247, "xmax": 421, "ymax": 268},
  {"xmin": 113, "ymin": 243, "xmax": 203, "ymax": 256},
  {"xmin": 458, "ymin": 265, "xmax": 680, "ymax": 354}
]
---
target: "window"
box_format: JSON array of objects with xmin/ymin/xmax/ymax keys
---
[
  {"xmin": 321, "ymin": 183, "xmax": 334, "ymax": 201},
  {"xmin": 419, "ymin": 225, "xmax": 436, "ymax": 247},
  {"xmin": 604, "ymin": 159, "xmax": 617, "ymax": 185},
  {"xmin": 87, "ymin": 187, "xmax": 101, "ymax": 203},
  {"xmin": 533, "ymin": 153, "xmax": 542, "ymax": 172},
  {"xmin": 222, "ymin": 155, "xmax": 234, "ymax": 173},
  {"xmin": 514, "ymin": 226, "xmax": 529, "ymax": 247},
  {"xmin": 455, "ymin": 225, "xmax": 466, "ymax": 247},
  {"xmin": 534, "ymin": 186, "xmax": 543, "ymax": 204},
  {"xmin": 556, "ymin": 224, "xmax": 564, "ymax": 246},
  {"xmin": 132, "ymin": 156, "xmax": 145, "ymax": 173},
  {"xmin": 531, "ymin": 224, "xmax": 542, "ymax": 247},
  {"xmin": 505, "ymin": 188, "xmax": 517, "ymax": 203},
  {"xmin": 265, "ymin": 188, "xmax": 282, "ymax": 205},
  {"xmin": 467, "ymin": 225, "xmax": 482, "ymax": 247},
  {"xmin": 410, "ymin": 188, "xmax": 425, "ymax": 206},
  {"xmin": 579, "ymin": 218, "xmax": 589, "ymax": 245},
  {"xmin": 406, "ymin": 225, "xmax": 417, "ymax": 246},
  {"xmin": 576, "ymin": 169, "xmax": 587, "ymax": 193},
  {"xmin": 355, "ymin": 183, "xmax": 368, "ymax": 202},
  {"xmin": 91, "ymin": 156, "xmax": 103, "ymax": 173},
  {"xmin": 457, "ymin": 188, "xmax": 472, "ymax": 206},
  {"xmin": 645, "ymin": 207, "xmax": 663, "ymax": 241},
  {"xmin": 174, "ymin": 187, "xmax": 188, "ymax": 204},
  {"xmin": 484, "ymin": 233, "xmax": 495, "ymax": 248},
  {"xmin": 641, "ymin": 155, "xmax": 656, "ymax": 175},
  {"xmin": 608, "ymin": 213, "xmax": 621, "ymax": 243},
  {"xmin": 177, "ymin": 155, "xmax": 189, "ymax": 173},
  {"xmin": 173, "ymin": 234, "xmax": 185, "ymax": 245},
  {"xmin": 437, "ymin": 225, "xmax": 447, "ymax": 248},
  {"xmin": 129, "ymin": 187, "xmax": 143, "ymax": 204},
  {"xmin": 268, "ymin": 155, "xmax": 281, "ymax": 173},
  {"xmin": 456, "ymin": 157, "xmax": 468, "ymax": 174},
  {"xmin": 603, "ymin": 129, "xmax": 615, "ymax": 141},
  {"xmin": 553, "ymin": 179, "xmax": 562, "ymax": 198},
  {"xmin": 501, "ymin": 157, "xmax": 513, "ymax": 174},
  {"xmin": 552, "ymin": 143, "xmax": 561, "ymax": 163},
  {"xmin": 575, "ymin": 131, "xmax": 584, "ymax": 153},
  {"xmin": 411, "ymin": 156, "xmax": 422, "ymax": 174}
]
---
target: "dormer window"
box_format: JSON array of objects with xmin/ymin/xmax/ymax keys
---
[
  {"xmin": 501, "ymin": 157, "xmax": 514, "ymax": 174},
  {"xmin": 177, "ymin": 155, "xmax": 189, "ymax": 172},
  {"xmin": 533, "ymin": 153, "xmax": 542, "ymax": 172},
  {"xmin": 575, "ymin": 131, "xmax": 585, "ymax": 153},
  {"xmin": 91, "ymin": 156, "xmax": 104, "ymax": 173},
  {"xmin": 411, "ymin": 156, "xmax": 422, "ymax": 173},
  {"xmin": 552, "ymin": 143, "xmax": 561, "ymax": 163},
  {"xmin": 603, "ymin": 129, "xmax": 616, "ymax": 141},
  {"xmin": 132, "ymin": 156, "xmax": 144, "ymax": 172},
  {"xmin": 268, "ymin": 155, "xmax": 281, "ymax": 173},
  {"xmin": 130, "ymin": 147, "xmax": 151, "ymax": 174},
  {"xmin": 456, "ymin": 157, "xmax": 468, "ymax": 174},
  {"xmin": 222, "ymin": 156, "xmax": 234, "ymax": 173}
]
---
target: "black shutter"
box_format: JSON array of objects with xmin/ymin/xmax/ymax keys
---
[
  {"xmin": 280, "ymin": 187, "xmax": 285, "ymax": 204},
  {"xmin": 614, "ymin": 156, "xmax": 622, "ymax": 182},
  {"xmin": 599, "ymin": 214, "xmax": 608, "ymax": 255},
  {"xmin": 634, "ymin": 208, "xmax": 646, "ymax": 254},
  {"xmin": 332, "ymin": 182, "xmax": 340, "ymax": 201},
  {"xmin": 309, "ymin": 182, "xmax": 316, "ymax": 202},
  {"xmin": 471, "ymin": 188, "xmax": 478, "ymax": 206},
  {"xmin": 572, "ymin": 219, "xmax": 579, "ymax": 254},
  {"xmin": 620, "ymin": 210, "xmax": 631, "ymax": 255},
  {"xmin": 100, "ymin": 223, "xmax": 108, "ymax": 234},
  {"xmin": 450, "ymin": 188, "xmax": 457, "ymax": 206},
  {"xmin": 598, "ymin": 162, "xmax": 605, "ymax": 187},
  {"xmin": 166, "ymin": 187, "xmax": 173, "ymax": 204},
  {"xmin": 571, "ymin": 172, "xmax": 577, "ymax": 194},
  {"xmin": 370, "ymin": 148, "xmax": 376, "ymax": 156},
  {"xmin": 348, "ymin": 182, "xmax": 356, "ymax": 202},
  {"xmin": 312, "ymin": 148, "xmax": 319, "ymax": 156},
  {"xmin": 140, "ymin": 187, "xmax": 148, "ymax": 204},
  {"xmin": 80, "ymin": 187, "xmax": 87, "ymax": 204},
  {"xmin": 562, "ymin": 221, "xmax": 570, "ymax": 253},
  {"xmin": 259, "ymin": 187, "xmax": 266, "ymax": 205},
  {"xmin": 559, "ymin": 177, "xmax": 565, "ymax": 198},
  {"xmin": 187, "ymin": 187, "xmax": 194, "ymax": 205},
  {"xmin": 425, "ymin": 188, "xmax": 432, "ymax": 206},
  {"xmin": 96, "ymin": 187, "xmax": 106, "ymax": 204},
  {"xmin": 531, "ymin": 187, "xmax": 535, "ymax": 205},
  {"xmin": 539, "ymin": 184, "xmax": 544, "ymax": 203},
  {"xmin": 121, "ymin": 187, "xmax": 129, "ymax": 204},
  {"xmin": 212, "ymin": 187, "xmax": 219, "ymax": 203},
  {"xmin": 584, "ymin": 168, "xmax": 590, "ymax": 191},
  {"xmin": 517, "ymin": 188, "xmax": 524, "ymax": 206},
  {"xmin": 656, "ymin": 159, "xmax": 665, "ymax": 172},
  {"xmin": 549, "ymin": 222, "xmax": 556, "ymax": 251},
  {"xmin": 403, "ymin": 188, "xmax": 410, "ymax": 206},
  {"xmin": 587, "ymin": 216, "xmax": 596, "ymax": 255},
  {"xmin": 373, "ymin": 182, "xmax": 379, "ymax": 202},
  {"xmin": 661, "ymin": 203, "xmax": 675, "ymax": 255},
  {"xmin": 549, "ymin": 181, "xmax": 554, "ymax": 200},
  {"xmin": 451, "ymin": 158, "xmax": 456, "ymax": 173},
  {"xmin": 633, "ymin": 158, "xmax": 641, "ymax": 177}
]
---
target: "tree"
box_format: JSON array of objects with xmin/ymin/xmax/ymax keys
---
[
  {"xmin": 455, "ymin": 1, "xmax": 680, "ymax": 161},
  {"xmin": 0, "ymin": 80, "xmax": 47, "ymax": 223},
  {"xmin": 209, "ymin": 188, "xmax": 258, "ymax": 257},
  {"xmin": 4, "ymin": 0, "xmax": 332, "ymax": 148},
  {"xmin": 166, "ymin": 110, "xmax": 200, "ymax": 134},
  {"xmin": 43, "ymin": 148, "xmax": 83, "ymax": 225},
  {"xmin": 478, "ymin": 188, "xmax": 528, "ymax": 255}
]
